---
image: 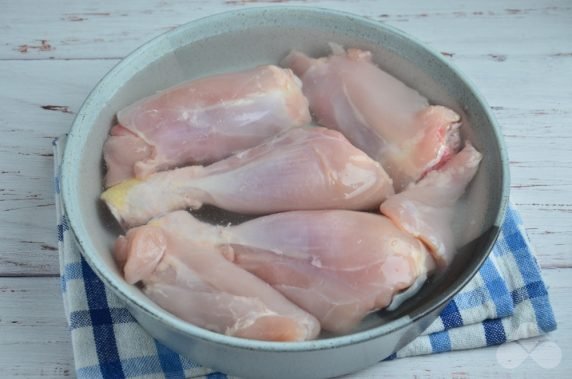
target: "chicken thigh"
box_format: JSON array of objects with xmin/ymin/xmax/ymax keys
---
[
  {"xmin": 141, "ymin": 210, "xmax": 435, "ymax": 334},
  {"xmin": 114, "ymin": 220, "xmax": 320, "ymax": 341},
  {"xmin": 102, "ymin": 127, "xmax": 394, "ymax": 228},
  {"xmin": 380, "ymin": 143, "xmax": 483, "ymax": 267},
  {"xmin": 104, "ymin": 65, "xmax": 311, "ymax": 187},
  {"xmin": 283, "ymin": 46, "xmax": 461, "ymax": 191}
]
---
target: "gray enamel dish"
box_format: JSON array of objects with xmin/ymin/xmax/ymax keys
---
[{"xmin": 61, "ymin": 7, "xmax": 509, "ymax": 379}]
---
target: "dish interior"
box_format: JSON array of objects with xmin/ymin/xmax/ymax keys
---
[{"xmin": 65, "ymin": 8, "xmax": 506, "ymax": 343}]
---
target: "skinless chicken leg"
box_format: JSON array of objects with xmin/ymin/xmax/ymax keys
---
[
  {"xmin": 283, "ymin": 46, "xmax": 461, "ymax": 191},
  {"xmin": 101, "ymin": 127, "xmax": 394, "ymax": 228},
  {"xmin": 114, "ymin": 220, "xmax": 320, "ymax": 341},
  {"xmin": 380, "ymin": 143, "xmax": 483, "ymax": 267},
  {"xmin": 104, "ymin": 65, "xmax": 311, "ymax": 187},
  {"xmin": 134, "ymin": 210, "xmax": 435, "ymax": 334}
]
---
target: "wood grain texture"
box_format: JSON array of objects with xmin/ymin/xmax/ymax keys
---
[
  {"xmin": 0, "ymin": 60, "xmax": 117, "ymax": 276},
  {"xmin": 0, "ymin": 277, "xmax": 74, "ymax": 378},
  {"xmin": 0, "ymin": 0, "xmax": 570, "ymax": 377},
  {"xmin": 0, "ymin": 0, "xmax": 571, "ymax": 60}
]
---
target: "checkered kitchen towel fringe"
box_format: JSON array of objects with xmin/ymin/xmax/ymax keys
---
[{"xmin": 54, "ymin": 136, "xmax": 556, "ymax": 378}]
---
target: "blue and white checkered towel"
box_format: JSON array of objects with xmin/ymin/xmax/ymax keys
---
[{"xmin": 53, "ymin": 136, "xmax": 556, "ymax": 378}]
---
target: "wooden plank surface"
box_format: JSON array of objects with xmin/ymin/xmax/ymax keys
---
[
  {"xmin": 1, "ymin": 0, "xmax": 571, "ymax": 60},
  {"xmin": 0, "ymin": 59, "xmax": 117, "ymax": 275},
  {"xmin": 0, "ymin": 0, "xmax": 570, "ymax": 377},
  {"xmin": 0, "ymin": 277, "xmax": 74, "ymax": 378}
]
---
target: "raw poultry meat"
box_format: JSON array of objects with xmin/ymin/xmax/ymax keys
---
[
  {"xmin": 283, "ymin": 46, "xmax": 461, "ymax": 191},
  {"xmin": 103, "ymin": 65, "xmax": 311, "ymax": 187},
  {"xmin": 140, "ymin": 210, "xmax": 435, "ymax": 334},
  {"xmin": 101, "ymin": 47, "xmax": 484, "ymax": 340},
  {"xmin": 101, "ymin": 127, "xmax": 394, "ymax": 228},
  {"xmin": 114, "ymin": 217, "xmax": 320, "ymax": 341},
  {"xmin": 380, "ymin": 143, "xmax": 483, "ymax": 268},
  {"xmin": 103, "ymin": 125, "xmax": 153, "ymax": 187}
]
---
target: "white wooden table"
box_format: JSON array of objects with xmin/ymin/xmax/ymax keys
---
[{"xmin": 1, "ymin": 1, "xmax": 570, "ymax": 377}]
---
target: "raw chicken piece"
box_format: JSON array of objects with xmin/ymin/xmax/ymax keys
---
[
  {"xmin": 380, "ymin": 143, "xmax": 482, "ymax": 267},
  {"xmin": 283, "ymin": 46, "xmax": 461, "ymax": 191},
  {"xmin": 149, "ymin": 210, "xmax": 435, "ymax": 334},
  {"xmin": 103, "ymin": 125, "xmax": 153, "ymax": 187},
  {"xmin": 101, "ymin": 127, "xmax": 394, "ymax": 228},
  {"xmin": 103, "ymin": 65, "xmax": 311, "ymax": 187},
  {"xmin": 114, "ymin": 217, "xmax": 320, "ymax": 341}
]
